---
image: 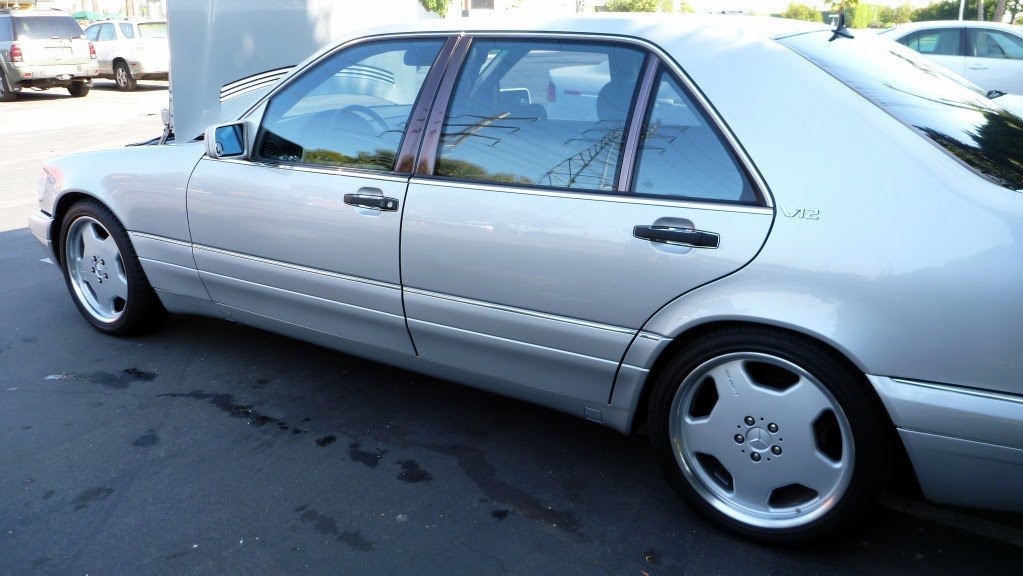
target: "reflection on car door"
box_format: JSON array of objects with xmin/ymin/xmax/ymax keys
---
[
  {"xmin": 401, "ymin": 38, "xmax": 773, "ymax": 408},
  {"xmin": 186, "ymin": 37, "xmax": 448, "ymax": 356},
  {"xmin": 896, "ymin": 27, "xmax": 965, "ymax": 77}
]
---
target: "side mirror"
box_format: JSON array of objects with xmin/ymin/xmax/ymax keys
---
[{"xmin": 204, "ymin": 121, "xmax": 247, "ymax": 159}]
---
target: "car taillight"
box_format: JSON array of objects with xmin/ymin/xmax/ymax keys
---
[
  {"xmin": 89, "ymin": 42, "xmax": 97, "ymax": 60},
  {"xmin": 10, "ymin": 44, "xmax": 22, "ymax": 62},
  {"xmin": 547, "ymin": 80, "xmax": 556, "ymax": 102}
]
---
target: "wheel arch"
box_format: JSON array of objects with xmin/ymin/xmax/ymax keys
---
[
  {"xmin": 50, "ymin": 191, "xmax": 123, "ymax": 267},
  {"xmin": 627, "ymin": 318, "xmax": 920, "ymax": 493}
]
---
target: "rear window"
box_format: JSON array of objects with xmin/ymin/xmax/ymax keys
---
[
  {"xmin": 0, "ymin": 17, "xmax": 11, "ymax": 43},
  {"xmin": 12, "ymin": 16, "xmax": 84, "ymax": 40},
  {"xmin": 781, "ymin": 31, "xmax": 1023, "ymax": 191},
  {"xmin": 138, "ymin": 22, "xmax": 167, "ymax": 39}
]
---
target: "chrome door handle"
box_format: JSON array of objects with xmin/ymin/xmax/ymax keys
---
[
  {"xmin": 634, "ymin": 225, "xmax": 719, "ymax": 248},
  {"xmin": 344, "ymin": 193, "xmax": 399, "ymax": 211}
]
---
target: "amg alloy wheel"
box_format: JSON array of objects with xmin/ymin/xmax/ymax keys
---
[
  {"xmin": 59, "ymin": 200, "xmax": 163, "ymax": 334},
  {"xmin": 649, "ymin": 327, "xmax": 890, "ymax": 543}
]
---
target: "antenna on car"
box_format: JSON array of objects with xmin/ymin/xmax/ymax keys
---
[{"xmin": 829, "ymin": 12, "xmax": 854, "ymax": 42}]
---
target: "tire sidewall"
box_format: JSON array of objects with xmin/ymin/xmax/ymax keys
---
[{"xmin": 648, "ymin": 328, "xmax": 890, "ymax": 543}]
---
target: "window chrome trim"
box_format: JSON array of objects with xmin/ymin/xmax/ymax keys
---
[
  {"xmin": 404, "ymin": 286, "xmax": 636, "ymax": 335},
  {"xmin": 408, "ymin": 176, "xmax": 773, "ymax": 215},
  {"xmin": 193, "ymin": 244, "xmax": 401, "ymax": 291},
  {"xmin": 206, "ymin": 157, "xmax": 411, "ymax": 183}
]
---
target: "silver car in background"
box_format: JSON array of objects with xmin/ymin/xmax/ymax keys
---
[
  {"xmin": 26, "ymin": 15, "xmax": 1023, "ymax": 543},
  {"xmin": 0, "ymin": 8, "xmax": 98, "ymax": 101},
  {"xmin": 84, "ymin": 19, "xmax": 168, "ymax": 91}
]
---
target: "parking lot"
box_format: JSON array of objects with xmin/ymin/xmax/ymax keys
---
[{"xmin": 1, "ymin": 82, "xmax": 1021, "ymax": 575}]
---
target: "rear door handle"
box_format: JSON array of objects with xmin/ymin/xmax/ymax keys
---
[
  {"xmin": 634, "ymin": 225, "xmax": 719, "ymax": 248},
  {"xmin": 968, "ymin": 63, "xmax": 988, "ymax": 70},
  {"xmin": 344, "ymin": 192, "xmax": 399, "ymax": 211}
]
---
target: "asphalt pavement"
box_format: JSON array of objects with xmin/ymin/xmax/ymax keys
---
[{"xmin": 1, "ymin": 79, "xmax": 1021, "ymax": 576}]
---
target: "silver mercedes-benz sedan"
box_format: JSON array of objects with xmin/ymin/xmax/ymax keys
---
[{"xmin": 26, "ymin": 15, "xmax": 1023, "ymax": 543}]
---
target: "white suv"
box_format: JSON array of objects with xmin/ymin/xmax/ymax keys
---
[{"xmin": 84, "ymin": 20, "xmax": 168, "ymax": 91}]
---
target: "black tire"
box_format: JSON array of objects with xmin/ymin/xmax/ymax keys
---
[
  {"xmin": 58, "ymin": 200, "xmax": 165, "ymax": 335},
  {"xmin": 648, "ymin": 326, "xmax": 891, "ymax": 544},
  {"xmin": 0, "ymin": 69, "xmax": 17, "ymax": 102},
  {"xmin": 68, "ymin": 80, "xmax": 91, "ymax": 98},
  {"xmin": 114, "ymin": 61, "xmax": 137, "ymax": 91}
]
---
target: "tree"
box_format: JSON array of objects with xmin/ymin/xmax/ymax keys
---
[
  {"xmin": 1005, "ymin": 0, "xmax": 1022, "ymax": 21},
  {"xmin": 911, "ymin": 0, "xmax": 996, "ymax": 20},
  {"xmin": 879, "ymin": 3, "xmax": 914, "ymax": 25},
  {"xmin": 994, "ymin": 0, "xmax": 1007, "ymax": 21},
  {"xmin": 604, "ymin": 0, "xmax": 661, "ymax": 11},
  {"xmin": 419, "ymin": 0, "xmax": 448, "ymax": 17},
  {"xmin": 780, "ymin": 3, "xmax": 824, "ymax": 22}
]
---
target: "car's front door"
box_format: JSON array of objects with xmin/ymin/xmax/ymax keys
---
[
  {"xmin": 186, "ymin": 36, "xmax": 449, "ymax": 356},
  {"xmin": 965, "ymin": 28, "xmax": 1023, "ymax": 94},
  {"xmin": 400, "ymin": 37, "xmax": 773, "ymax": 408},
  {"xmin": 896, "ymin": 27, "xmax": 965, "ymax": 77}
]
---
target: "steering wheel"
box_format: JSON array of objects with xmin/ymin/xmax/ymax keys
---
[{"xmin": 338, "ymin": 104, "xmax": 390, "ymax": 134}]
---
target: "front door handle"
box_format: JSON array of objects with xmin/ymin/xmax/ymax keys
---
[
  {"xmin": 634, "ymin": 225, "xmax": 719, "ymax": 248},
  {"xmin": 968, "ymin": 63, "xmax": 988, "ymax": 70},
  {"xmin": 344, "ymin": 193, "xmax": 399, "ymax": 211}
]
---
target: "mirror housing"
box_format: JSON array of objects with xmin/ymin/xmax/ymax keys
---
[{"xmin": 204, "ymin": 121, "xmax": 248, "ymax": 159}]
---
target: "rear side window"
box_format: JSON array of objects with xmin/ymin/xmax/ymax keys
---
[
  {"xmin": 782, "ymin": 32, "xmax": 1023, "ymax": 191},
  {"xmin": 0, "ymin": 17, "xmax": 12, "ymax": 43},
  {"xmin": 85, "ymin": 25, "xmax": 100, "ymax": 42},
  {"xmin": 120, "ymin": 23, "xmax": 135, "ymax": 39},
  {"xmin": 632, "ymin": 69, "xmax": 755, "ymax": 203},
  {"xmin": 968, "ymin": 28, "xmax": 1023, "ymax": 60},
  {"xmin": 434, "ymin": 39, "xmax": 645, "ymax": 191},
  {"xmin": 138, "ymin": 22, "xmax": 167, "ymax": 39},
  {"xmin": 98, "ymin": 23, "xmax": 115, "ymax": 42},
  {"xmin": 898, "ymin": 28, "xmax": 961, "ymax": 56},
  {"xmin": 12, "ymin": 16, "xmax": 84, "ymax": 40}
]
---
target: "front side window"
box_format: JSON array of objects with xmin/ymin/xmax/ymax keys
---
[
  {"xmin": 98, "ymin": 24, "xmax": 115, "ymax": 42},
  {"xmin": 898, "ymin": 29, "xmax": 961, "ymax": 56},
  {"xmin": 12, "ymin": 16, "xmax": 84, "ymax": 40},
  {"xmin": 782, "ymin": 32, "xmax": 1023, "ymax": 191},
  {"xmin": 119, "ymin": 23, "xmax": 135, "ymax": 39},
  {"xmin": 435, "ymin": 39, "xmax": 645, "ymax": 191},
  {"xmin": 968, "ymin": 29, "xmax": 1023, "ymax": 60},
  {"xmin": 255, "ymin": 38, "xmax": 445, "ymax": 171},
  {"xmin": 633, "ymin": 69, "xmax": 755, "ymax": 203}
]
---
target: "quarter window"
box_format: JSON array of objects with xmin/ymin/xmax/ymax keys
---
[
  {"xmin": 434, "ymin": 39, "xmax": 645, "ymax": 191},
  {"xmin": 632, "ymin": 69, "xmax": 755, "ymax": 203},
  {"xmin": 898, "ymin": 29, "xmax": 962, "ymax": 56},
  {"xmin": 968, "ymin": 29, "xmax": 1023, "ymax": 60},
  {"xmin": 255, "ymin": 38, "xmax": 445, "ymax": 171}
]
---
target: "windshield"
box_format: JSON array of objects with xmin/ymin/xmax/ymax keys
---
[
  {"xmin": 780, "ymin": 31, "xmax": 1023, "ymax": 191},
  {"xmin": 12, "ymin": 16, "xmax": 84, "ymax": 40},
  {"xmin": 138, "ymin": 22, "xmax": 167, "ymax": 39}
]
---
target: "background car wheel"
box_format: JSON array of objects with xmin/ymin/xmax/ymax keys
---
[
  {"xmin": 648, "ymin": 326, "xmax": 891, "ymax": 543},
  {"xmin": 59, "ymin": 200, "xmax": 165, "ymax": 335},
  {"xmin": 67, "ymin": 81, "xmax": 91, "ymax": 98},
  {"xmin": 114, "ymin": 61, "xmax": 137, "ymax": 91},
  {"xmin": 0, "ymin": 70, "xmax": 16, "ymax": 102}
]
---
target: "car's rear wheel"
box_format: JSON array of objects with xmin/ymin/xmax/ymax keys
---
[
  {"xmin": 114, "ymin": 61, "xmax": 137, "ymax": 91},
  {"xmin": 648, "ymin": 327, "xmax": 890, "ymax": 543},
  {"xmin": 59, "ymin": 200, "xmax": 164, "ymax": 335},
  {"xmin": 0, "ymin": 69, "xmax": 17, "ymax": 102},
  {"xmin": 68, "ymin": 80, "xmax": 90, "ymax": 98}
]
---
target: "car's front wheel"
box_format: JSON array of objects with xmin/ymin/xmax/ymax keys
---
[
  {"xmin": 68, "ymin": 80, "xmax": 90, "ymax": 98},
  {"xmin": 648, "ymin": 327, "xmax": 890, "ymax": 543},
  {"xmin": 59, "ymin": 200, "xmax": 164, "ymax": 335}
]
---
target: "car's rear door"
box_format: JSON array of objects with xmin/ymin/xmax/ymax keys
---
[
  {"xmin": 965, "ymin": 28, "xmax": 1023, "ymax": 94},
  {"xmin": 187, "ymin": 36, "xmax": 451, "ymax": 356},
  {"xmin": 400, "ymin": 36, "xmax": 773, "ymax": 408}
]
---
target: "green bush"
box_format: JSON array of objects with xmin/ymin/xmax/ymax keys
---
[
  {"xmin": 911, "ymin": 0, "xmax": 996, "ymax": 21},
  {"xmin": 604, "ymin": 0, "xmax": 661, "ymax": 11},
  {"xmin": 780, "ymin": 2, "xmax": 824, "ymax": 22}
]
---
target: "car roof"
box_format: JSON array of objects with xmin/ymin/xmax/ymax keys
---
[
  {"xmin": 0, "ymin": 9, "xmax": 77, "ymax": 17},
  {"xmin": 87, "ymin": 19, "xmax": 166, "ymax": 25},
  {"xmin": 344, "ymin": 14, "xmax": 830, "ymax": 45},
  {"xmin": 880, "ymin": 20, "xmax": 1023, "ymax": 36}
]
